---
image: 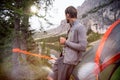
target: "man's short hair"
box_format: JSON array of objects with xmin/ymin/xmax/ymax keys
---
[{"xmin": 65, "ymin": 6, "xmax": 77, "ymax": 18}]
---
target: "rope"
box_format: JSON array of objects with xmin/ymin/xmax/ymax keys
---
[{"xmin": 12, "ymin": 48, "xmax": 56, "ymax": 60}]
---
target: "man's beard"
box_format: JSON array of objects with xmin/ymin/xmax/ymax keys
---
[{"xmin": 67, "ymin": 19, "xmax": 70, "ymax": 23}]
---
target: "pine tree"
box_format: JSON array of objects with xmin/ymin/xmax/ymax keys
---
[{"xmin": 0, "ymin": 0, "xmax": 54, "ymax": 79}]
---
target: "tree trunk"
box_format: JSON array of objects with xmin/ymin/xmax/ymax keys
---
[
  {"xmin": 12, "ymin": 18, "xmax": 21, "ymax": 67},
  {"xmin": 12, "ymin": 18, "xmax": 27, "ymax": 66},
  {"xmin": 12, "ymin": 0, "xmax": 28, "ymax": 66},
  {"xmin": 20, "ymin": 27, "xmax": 27, "ymax": 64}
]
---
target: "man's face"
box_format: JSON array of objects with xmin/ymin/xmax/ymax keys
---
[{"xmin": 65, "ymin": 14, "xmax": 70, "ymax": 23}]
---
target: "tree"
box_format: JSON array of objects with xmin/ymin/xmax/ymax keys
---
[{"xmin": 0, "ymin": 0, "xmax": 54, "ymax": 79}]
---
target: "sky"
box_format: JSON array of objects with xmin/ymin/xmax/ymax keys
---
[{"xmin": 29, "ymin": 0, "xmax": 85, "ymax": 31}]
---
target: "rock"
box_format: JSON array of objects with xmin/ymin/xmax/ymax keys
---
[{"xmin": 77, "ymin": 0, "xmax": 120, "ymax": 34}]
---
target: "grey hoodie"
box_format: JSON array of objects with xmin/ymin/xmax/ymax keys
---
[{"xmin": 63, "ymin": 20, "xmax": 87, "ymax": 65}]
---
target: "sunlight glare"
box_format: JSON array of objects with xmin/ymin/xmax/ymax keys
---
[{"xmin": 31, "ymin": 5, "xmax": 38, "ymax": 13}]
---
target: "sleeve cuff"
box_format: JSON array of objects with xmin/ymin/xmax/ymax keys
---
[{"xmin": 65, "ymin": 40, "xmax": 69, "ymax": 46}]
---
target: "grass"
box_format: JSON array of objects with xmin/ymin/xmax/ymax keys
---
[
  {"xmin": 37, "ymin": 34, "xmax": 67, "ymax": 43},
  {"xmin": 38, "ymin": 30, "xmax": 103, "ymax": 52},
  {"xmin": 87, "ymin": 31, "xmax": 103, "ymax": 43}
]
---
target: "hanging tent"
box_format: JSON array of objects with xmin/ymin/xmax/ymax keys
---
[
  {"xmin": 73, "ymin": 19, "xmax": 120, "ymax": 80},
  {"xmin": 95, "ymin": 19, "xmax": 120, "ymax": 80}
]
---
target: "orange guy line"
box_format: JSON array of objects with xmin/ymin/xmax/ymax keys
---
[{"xmin": 12, "ymin": 48, "xmax": 56, "ymax": 60}]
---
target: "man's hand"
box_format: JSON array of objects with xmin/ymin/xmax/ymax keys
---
[{"xmin": 60, "ymin": 37, "xmax": 66, "ymax": 45}]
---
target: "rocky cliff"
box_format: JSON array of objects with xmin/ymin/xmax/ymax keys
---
[
  {"xmin": 33, "ymin": 0, "xmax": 120, "ymax": 40},
  {"xmin": 77, "ymin": 0, "xmax": 120, "ymax": 34}
]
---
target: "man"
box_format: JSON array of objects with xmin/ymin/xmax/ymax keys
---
[{"xmin": 48, "ymin": 6, "xmax": 87, "ymax": 80}]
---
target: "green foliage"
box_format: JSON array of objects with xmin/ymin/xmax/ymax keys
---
[
  {"xmin": 38, "ymin": 34, "xmax": 66, "ymax": 52},
  {"xmin": 38, "ymin": 34, "xmax": 67, "ymax": 42},
  {"xmin": 46, "ymin": 42, "xmax": 60, "ymax": 51},
  {"xmin": 87, "ymin": 31, "xmax": 103, "ymax": 43},
  {"xmin": 0, "ymin": 0, "xmax": 54, "ymax": 55},
  {"xmin": 38, "ymin": 31, "xmax": 102, "ymax": 53},
  {"xmin": 0, "ymin": 0, "xmax": 54, "ymax": 79},
  {"xmin": 0, "ymin": 20, "xmax": 14, "ymax": 62},
  {"xmin": 26, "ymin": 55, "xmax": 50, "ymax": 67}
]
